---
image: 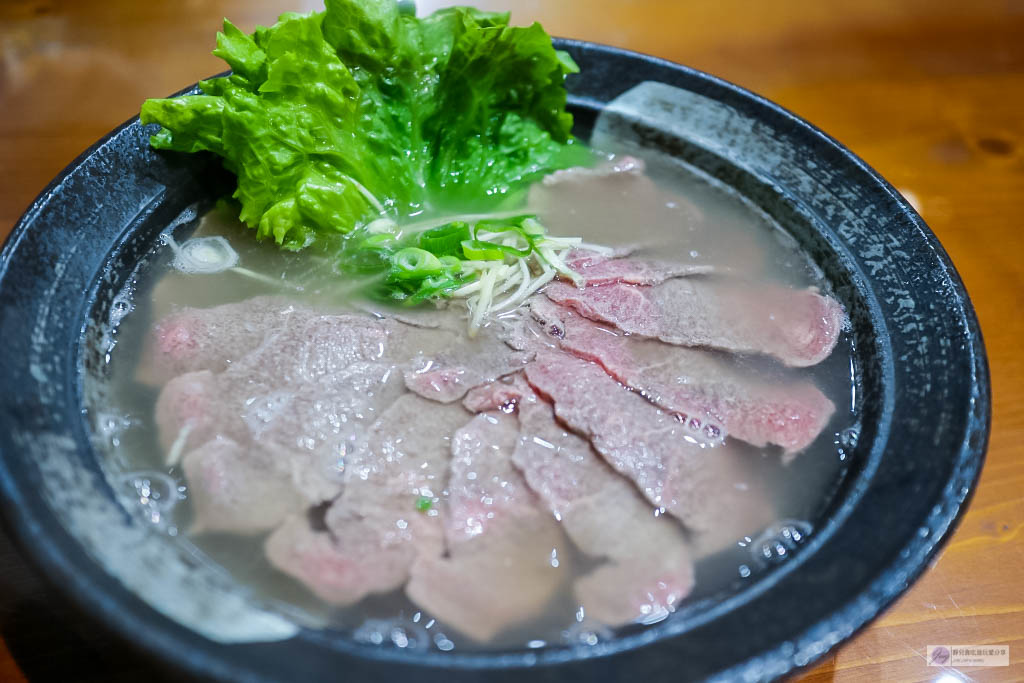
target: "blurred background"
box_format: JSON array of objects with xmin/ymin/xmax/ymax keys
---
[{"xmin": 1, "ymin": 1, "xmax": 1022, "ymax": 681}]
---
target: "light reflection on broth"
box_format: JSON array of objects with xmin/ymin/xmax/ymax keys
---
[{"xmin": 90, "ymin": 147, "xmax": 856, "ymax": 651}]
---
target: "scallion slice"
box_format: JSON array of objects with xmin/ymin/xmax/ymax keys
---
[
  {"xmin": 418, "ymin": 221, "xmax": 470, "ymax": 257},
  {"xmin": 461, "ymin": 239, "xmax": 507, "ymax": 261},
  {"xmin": 390, "ymin": 248, "xmax": 443, "ymax": 280}
]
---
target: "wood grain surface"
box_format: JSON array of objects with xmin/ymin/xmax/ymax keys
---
[{"xmin": 1, "ymin": 1, "xmax": 1021, "ymax": 681}]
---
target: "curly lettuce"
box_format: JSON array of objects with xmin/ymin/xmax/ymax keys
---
[{"xmin": 140, "ymin": 1, "xmax": 589, "ymax": 251}]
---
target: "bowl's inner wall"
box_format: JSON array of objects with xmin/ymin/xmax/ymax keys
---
[{"xmin": 0, "ymin": 41, "xmax": 987, "ymax": 683}]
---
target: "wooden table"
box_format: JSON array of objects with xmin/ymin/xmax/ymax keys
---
[{"xmin": 1, "ymin": 1, "xmax": 1021, "ymax": 680}]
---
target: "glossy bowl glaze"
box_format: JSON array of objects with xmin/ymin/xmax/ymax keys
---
[{"xmin": 0, "ymin": 41, "xmax": 989, "ymax": 682}]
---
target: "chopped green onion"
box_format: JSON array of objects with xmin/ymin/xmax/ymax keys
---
[
  {"xmin": 461, "ymin": 239, "xmax": 507, "ymax": 261},
  {"xmin": 335, "ymin": 212, "xmax": 595, "ymax": 333},
  {"xmin": 474, "ymin": 214, "xmax": 536, "ymax": 231},
  {"xmin": 438, "ymin": 255, "xmax": 463, "ymax": 270},
  {"xmin": 405, "ymin": 275, "xmax": 462, "ymax": 305},
  {"xmin": 362, "ymin": 232, "xmax": 398, "ymax": 247},
  {"xmin": 418, "ymin": 221, "xmax": 470, "ymax": 257},
  {"xmin": 390, "ymin": 247, "xmax": 443, "ymax": 280},
  {"xmin": 471, "ymin": 222, "xmax": 535, "ymax": 257},
  {"xmin": 397, "ymin": 210, "xmax": 535, "ymax": 234},
  {"xmin": 166, "ymin": 235, "xmax": 239, "ymax": 275},
  {"xmin": 415, "ymin": 496, "xmax": 433, "ymax": 512}
]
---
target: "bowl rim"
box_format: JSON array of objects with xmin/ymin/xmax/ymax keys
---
[{"xmin": 0, "ymin": 38, "xmax": 990, "ymax": 682}]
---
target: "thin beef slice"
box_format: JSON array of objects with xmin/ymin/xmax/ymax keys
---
[
  {"xmin": 563, "ymin": 250, "xmax": 717, "ymax": 287},
  {"xmin": 137, "ymin": 296, "xmax": 310, "ymax": 386},
  {"xmin": 407, "ymin": 412, "xmax": 566, "ymax": 642},
  {"xmin": 156, "ymin": 312, "xmax": 406, "ymax": 505},
  {"xmin": 265, "ymin": 396, "xmax": 467, "ymax": 606},
  {"xmin": 402, "ymin": 326, "xmax": 533, "ymax": 403},
  {"xmin": 529, "ymin": 298, "xmax": 835, "ymax": 452},
  {"xmin": 524, "ymin": 352, "xmax": 774, "ymax": 538},
  {"xmin": 183, "ymin": 436, "xmax": 305, "ymax": 535},
  {"xmin": 545, "ymin": 277, "xmax": 844, "ymax": 367},
  {"xmin": 508, "ymin": 381, "xmax": 694, "ymax": 626}
]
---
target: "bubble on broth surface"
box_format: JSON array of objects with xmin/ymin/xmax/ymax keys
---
[
  {"xmin": 353, "ymin": 618, "xmax": 431, "ymax": 651},
  {"xmin": 741, "ymin": 519, "xmax": 814, "ymax": 567},
  {"xmin": 117, "ymin": 470, "xmax": 184, "ymax": 527}
]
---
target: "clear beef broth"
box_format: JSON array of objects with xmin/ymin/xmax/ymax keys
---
[{"xmin": 92, "ymin": 149, "xmax": 855, "ymax": 652}]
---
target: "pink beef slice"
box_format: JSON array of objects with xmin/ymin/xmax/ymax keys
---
[
  {"xmin": 402, "ymin": 314, "xmax": 533, "ymax": 404},
  {"xmin": 523, "ymin": 352, "xmax": 774, "ymax": 537},
  {"xmin": 154, "ymin": 370, "xmax": 248, "ymax": 455},
  {"xmin": 529, "ymin": 298, "xmax": 835, "ymax": 452},
  {"xmin": 563, "ymin": 250, "xmax": 718, "ymax": 287},
  {"xmin": 511, "ymin": 384, "xmax": 694, "ymax": 626},
  {"xmin": 156, "ymin": 310, "xmax": 417, "ymax": 505},
  {"xmin": 462, "ymin": 376, "xmax": 529, "ymax": 413},
  {"xmin": 229, "ymin": 314, "xmax": 410, "ymax": 504},
  {"xmin": 407, "ymin": 412, "xmax": 567, "ymax": 642},
  {"xmin": 159, "ymin": 305, "xmax": 479, "ymax": 507},
  {"xmin": 183, "ymin": 436, "xmax": 305, "ymax": 535},
  {"xmin": 356, "ymin": 300, "xmax": 469, "ymax": 333},
  {"xmin": 545, "ymin": 277, "xmax": 845, "ymax": 368},
  {"xmin": 137, "ymin": 296, "xmax": 312, "ymax": 386},
  {"xmin": 265, "ymin": 396, "xmax": 467, "ymax": 606}
]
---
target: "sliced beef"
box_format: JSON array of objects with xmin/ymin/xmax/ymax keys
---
[
  {"xmin": 462, "ymin": 377, "xmax": 527, "ymax": 414},
  {"xmin": 152, "ymin": 297, "xmax": 531, "ymax": 508},
  {"xmin": 510, "ymin": 382, "xmax": 694, "ymax": 626},
  {"xmin": 401, "ymin": 313, "xmax": 533, "ymax": 403},
  {"xmin": 495, "ymin": 305, "xmax": 564, "ymax": 355},
  {"xmin": 364, "ymin": 305, "xmax": 520, "ymax": 404},
  {"xmin": 183, "ymin": 437, "xmax": 305, "ymax": 535},
  {"xmin": 357, "ymin": 302, "xmax": 533, "ymax": 404},
  {"xmin": 407, "ymin": 412, "xmax": 566, "ymax": 642},
  {"xmin": 545, "ymin": 277, "xmax": 845, "ymax": 367},
  {"xmin": 470, "ymin": 374, "xmax": 774, "ymax": 560},
  {"xmin": 137, "ymin": 296, "xmax": 310, "ymax": 386},
  {"xmin": 524, "ymin": 352, "xmax": 774, "ymax": 536},
  {"xmin": 154, "ymin": 370, "xmax": 247, "ymax": 456},
  {"xmin": 265, "ymin": 515, "xmax": 415, "ymax": 606},
  {"xmin": 266, "ymin": 396, "xmax": 466, "ymax": 606},
  {"xmin": 443, "ymin": 413, "xmax": 540, "ymax": 543},
  {"xmin": 529, "ymin": 299, "xmax": 835, "ymax": 452},
  {"xmin": 155, "ymin": 312, "xmax": 406, "ymax": 504},
  {"xmin": 142, "ymin": 295, "xmax": 460, "ymax": 389},
  {"xmin": 330, "ymin": 395, "xmax": 462, "ymax": 539},
  {"xmin": 355, "ymin": 300, "xmax": 468, "ymax": 333},
  {"xmin": 563, "ymin": 250, "xmax": 717, "ymax": 287},
  {"xmin": 228, "ymin": 312, "xmax": 394, "ymax": 385}
]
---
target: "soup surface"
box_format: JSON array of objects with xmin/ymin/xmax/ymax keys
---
[{"xmin": 89, "ymin": 146, "xmax": 857, "ymax": 651}]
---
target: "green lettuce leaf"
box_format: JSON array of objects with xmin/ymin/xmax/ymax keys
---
[{"xmin": 140, "ymin": 1, "xmax": 589, "ymax": 250}]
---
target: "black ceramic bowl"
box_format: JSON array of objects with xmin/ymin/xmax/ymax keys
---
[{"xmin": 0, "ymin": 41, "xmax": 989, "ymax": 682}]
